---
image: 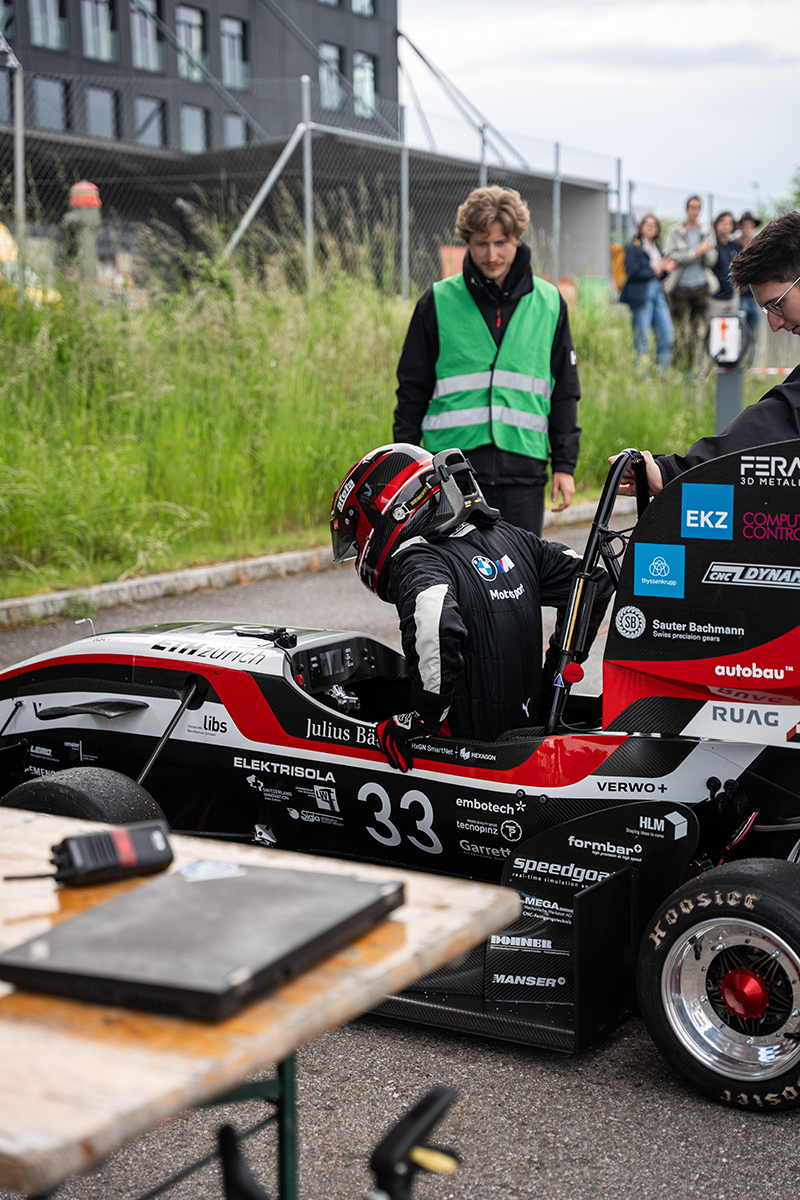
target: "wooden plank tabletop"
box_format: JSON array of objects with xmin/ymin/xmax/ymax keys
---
[{"xmin": 0, "ymin": 810, "xmax": 519, "ymax": 1196}]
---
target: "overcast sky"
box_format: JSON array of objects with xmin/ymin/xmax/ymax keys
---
[{"xmin": 398, "ymin": 0, "xmax": 799, "ymax": 214}]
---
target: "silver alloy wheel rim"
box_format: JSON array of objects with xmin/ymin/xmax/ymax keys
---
[{"xmin": 661, "ymin": 917, "xmax": 800, "ymax": 1081}]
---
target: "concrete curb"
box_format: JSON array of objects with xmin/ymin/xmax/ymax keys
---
[{"xmin": 0, "ymin": 496, "xmax": 637, "ymax": 628}]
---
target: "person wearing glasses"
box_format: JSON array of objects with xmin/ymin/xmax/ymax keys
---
[{"xmin": 615, "ymin": 210, "xmax": 800, "ymax": 496}]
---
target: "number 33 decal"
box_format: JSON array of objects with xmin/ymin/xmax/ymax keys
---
[{"xmin": 357, "ymin": 781, "xmax": 443, "ymax": 854}]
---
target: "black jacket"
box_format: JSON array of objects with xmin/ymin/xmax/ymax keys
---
[
  {"xmin": 389, "ymin": 520, "xmax": 613, "ymax": 743},
  {"xmin": 657, "ymin": 365, "xmax": 800, "ymax": 485},
  {"xmin": 394, "ymin": 243, "xmax": 582, "ymax": 487},
  {"xmin": 619, "ymin": 238, "xmax": 666, "ymax": 309}
]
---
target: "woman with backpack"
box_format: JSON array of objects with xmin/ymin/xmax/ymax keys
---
[{"xmin": 620, "ymin": 214, "xmax": 676, "ymax": 375}]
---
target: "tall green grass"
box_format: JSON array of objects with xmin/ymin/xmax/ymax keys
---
[{"xmin": 0, "ymin": 269, "xmax": 769, "ymax": 600}]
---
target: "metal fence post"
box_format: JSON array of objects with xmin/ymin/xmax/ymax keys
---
[
  {"xmin": 552, "ymin": 142, "xmax": 561, "ymax": 285},
  {"xmin": 615, "ymin": 157, "xmax": 622, "ymax": 246},
  {"xmin": 399, "ymin": 106, "xmax": 409, "ymax": 302},
  {"xmin": 1, "ymin": 34, "xmax": 25, "ymax": 301},
  {"xmin": 300, "ymin": 74, "xmax": 313, "ymax": 294},
  {"xmin": 479, "ymin": 123, "xmax": 488, "ymax": 188},
  {"xmin": 626, "ymin": 180, "xmax": 635, "ymax": 243}
]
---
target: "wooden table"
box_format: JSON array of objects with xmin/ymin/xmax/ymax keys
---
[{"xmin": 0, "ymin": 810, "xmax": 519, "ymax": 1198}]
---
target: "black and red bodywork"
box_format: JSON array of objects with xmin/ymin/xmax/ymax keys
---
[{"xmin": 2, "ymin": 442, "xmax": 800, "ymax": 1053}]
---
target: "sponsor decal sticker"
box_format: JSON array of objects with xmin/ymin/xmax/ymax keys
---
[
  {"xmin": 714, "ymin": 662, "xmax": 792, "ymax": 680},
  {"xmin": 500, "ymin": 819, "xmax": 523, "ymax": 842},
  {"xmin": 304, "ymin": 717, "xmax": 378, "ymax": 747},
  {"xmin": 743, "ymin": 511, "xmax": 800, "ymax": 541},
  {"xmin": 459, "ymin": 839, "xmax": 511, "ymax": 860},
  {"xmin": 512, "ymin": 857, "xmax": 611, "ymax": 885},
  {"xmin": 703, "ymin": 562, "xmax": 800, "ymax": 589},
  {"xmin": 246, "ymin": 775, "xmax": 292, "ymax": 804},
  {"xmin": 740, "ymin": 454, "xmax": 800, "ymax": 486},
  {"xmin": 615, "ymin": 605, "xmax": 646, "ymax": 639},
  {"xmin": 151, "ymin": 641, "xmax": 266, "ymax": 666},
  {"xmin": 492, "ymin": 974, "xmax": 566, "ymax": 987},
  {"xmin": 633, "ymin": 543, "xmax": 685, "ymax": 598},
  {"xmin": 234, "ymin": 755, "xmax": 335, "ymax": 782},
  {"xmin": 710, "ymin": 704, "xmax": 780, "ymax": 727},
  {"xmin": 681, "ymin": 483, "xmax": 734, "ymax": 540},
  {"xmin": 566, "ymin": 834, "xmax": 643, "ymax": 861},
  {"xmin": 637, "ymin": 811, "xmax": 687, "ymax": 839},
  {"xmin": 456, "ymin": 796, "xmax": 521, "ymax": 815},
  {"xmin": 336, "ymin": 479, "xmax": 355, "ymax": 510},
  {"xmin": 650, "ymin": 617, "xmax": 745, "ymax": 643}
]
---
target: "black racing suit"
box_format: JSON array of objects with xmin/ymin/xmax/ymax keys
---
[
  {"xmin": 389, "ymin": 520, "xmax": 614, "ymax": 744},
  {"xmin": 656, "ymin": 364, "xmax": 800, "ymax": 485}
]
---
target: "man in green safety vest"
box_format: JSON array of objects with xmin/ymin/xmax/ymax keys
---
[{"xmin": 394, "ymin": 185, "xmax": 582, "ymax": 536}]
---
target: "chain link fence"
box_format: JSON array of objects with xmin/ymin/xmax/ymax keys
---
[
  {"xmin": 0, "ymin": 66, "xmax": 617, "ymax": 300},
  {"xmin": 0, "ymin": 60, "xmax": 773, "ymax": 311},
  {"xmin": 626, "ymin": 179, "xmax": 755, "ymax": 230}
]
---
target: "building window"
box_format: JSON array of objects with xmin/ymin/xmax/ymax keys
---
[
  {"xmin": 353, "ymin": 51, "xmax": 375, "ymax": 117},
  {"xmin": 176, "ymin": 5, "xmax": 205, "ymax": 81},
  {"xmin": 319, "ymin": 42, "xmax": 342, "ymax": 111},
  {"xmin": 86, "ymin": 85, "xmax": 118, "ymax": 138},
  {"xmin": 1, "ymin": 4, "xmax": 15, "ymax": 39},
  {"xmin": 220, "ymin": 17, "xmax": 249, "ymax": 89},
  {"xmin": 180, "ymin": 102, "xmax": 208, "ymax": 152},
  {"xmin": 352, "ymin": 0, "xmax": 373, "ymax": 14},
  {"xmin": 0, "ymin": 70, "xmax": 10, "ymax": 123},
  {"xmin": 223, "ymin": 111, "xmax": 246, "ymax": 148},
  {"xmin": 82, "ymin": 0, "xmax": 117, "ymax": 62},
  {"xmin": 134, "ymin": 95, "xmax": 165, "ymax": 146},
  {"xmin": 130, "ymin": 0, "xmax": 164, "ymax": 72},
  {"xmin": 30, "ymin": 0, "xmax": 68, "ymax": 51},
  {"xmin": 33, "ymin": 76, "xmax": 69, "ymax": 131}
]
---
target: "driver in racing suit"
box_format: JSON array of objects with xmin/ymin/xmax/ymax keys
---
[{"xmin": 330, "ymin": 444, "xmax": 613, "ymax": 771}]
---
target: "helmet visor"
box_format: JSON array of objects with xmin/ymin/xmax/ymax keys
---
[{"xmin": 330, "ymin": 516, "xmax": 358, "ymax": 562}]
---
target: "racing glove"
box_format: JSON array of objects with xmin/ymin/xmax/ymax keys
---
[{"xmin": 376, "ymin": 713, "xmax": 430, "ymax": 773}]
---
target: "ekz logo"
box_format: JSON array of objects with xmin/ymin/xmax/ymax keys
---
[
  {"xmin": 681, "ymin": 483, "xmax": 734, "ymax": 541},
  {"xmin": 633, "ymin": 543, "xmax": 685, "ymax": 599}
]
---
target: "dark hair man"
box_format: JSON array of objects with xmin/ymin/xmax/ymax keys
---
[
  {"xmin": 393, "ymin": 186, "xmax": 581, "ymax": 538},
  {"xmin": 617, "ymin": 210, "xmax": 800, "ymax": 498},
  {"xmin": 330, "ymin": 444, "xmax": 612, "ymax": 771}
]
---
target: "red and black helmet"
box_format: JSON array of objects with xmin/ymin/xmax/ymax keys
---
[{"xmin": 330, "ymin": 443, "xmax": 499, "ymax": 598}]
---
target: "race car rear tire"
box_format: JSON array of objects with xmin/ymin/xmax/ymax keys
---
[
  {"xmin": 638, "ymin": 859, "xmax": 800, "ymax": 1111},
  {"xmin": 0, "ymin": 767, "xmax": 167, "ymax": 825}
]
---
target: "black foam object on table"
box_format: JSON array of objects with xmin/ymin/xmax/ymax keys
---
[{"xmin": 0, "ymin": 860, "xmax": 404, "ymax": 1020}]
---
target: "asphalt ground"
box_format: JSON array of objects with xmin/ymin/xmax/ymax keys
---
[{"xmin": 2, "ymin": 519, "xmax": 798, "ymax": 1200}]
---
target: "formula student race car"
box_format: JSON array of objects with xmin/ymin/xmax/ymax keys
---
[{"xmin": 3, "ymin": 445, "xmax": 800, "ymax": 1111}]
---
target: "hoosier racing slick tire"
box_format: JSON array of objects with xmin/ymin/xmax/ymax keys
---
[
  {"xmin": 638, "ymin": 860, "xmax": 800, "ymax": 1111},
  {"xmin": 0, "ymin": 767, "xmax": 167, "ymax": 825}
]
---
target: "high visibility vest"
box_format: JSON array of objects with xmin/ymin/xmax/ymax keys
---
[{"xmin": 423, "ymin": 272, "xmax": 561, "ymax": 460}]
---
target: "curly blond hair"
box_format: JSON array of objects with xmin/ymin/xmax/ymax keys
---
[{"xmin": 455, "ymin": 186, "xmax": 530, "ymax": 243}]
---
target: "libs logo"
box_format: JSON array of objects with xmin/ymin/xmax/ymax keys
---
[
  {"xmin": 633, "ymin": 544, "xmax": 685, "ymax": 599},
  {"xmin": 681, "ymin": 483, "xmax": 733, "ymax": 541}
]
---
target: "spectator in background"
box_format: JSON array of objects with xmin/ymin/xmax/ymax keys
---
[
  {"xmin": 619, "ymin": 214, "xmax": 675, "ymax": 375},
  {"xmin": 708, "ymin": 212, "xmax": 740, "ymax": 317},
  {"xmin": 737, "ymin": 211, "xmax": 763, "ymax": 354},
  {"xmin": 663, "ymin": 196, "xmax": 719, "ymax": 379},
  {"xmin": 394, "ymin": 186, "xmax": 581, "ymax": 537}
]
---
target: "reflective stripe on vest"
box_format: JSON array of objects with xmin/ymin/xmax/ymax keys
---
[
  {"xmin": 431, "ymin": 369, "xmax": 553, "ymax": 402},
  {"xmin": 426, "ymin": 272, "xmax": 560, "ymax": 458},
  {"xmin": 422, "ymin": 406, "xmax": 549, "ymax": 434}
]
